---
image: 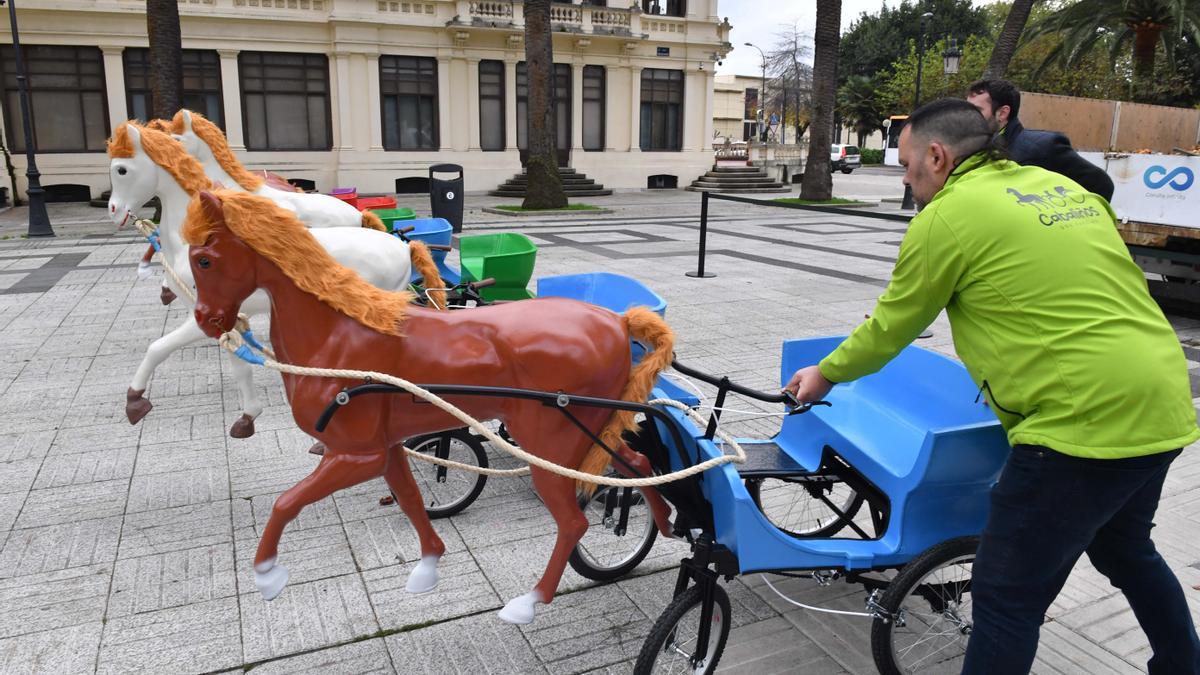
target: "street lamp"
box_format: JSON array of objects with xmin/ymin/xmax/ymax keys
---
[
  {"xmin": 901, "ymin": 11, "xmax": 934, "ymax": 211},
  {"xmin": 942, "ymin": 38, "xmax": 962, "ymax": 75},
  {"xmin": 1, "ymin": 0, "xmax": 53, "ymax": 237},
  {"xmin": 744, "ymin": 42, "xmax": 767, "ymax": 142}
]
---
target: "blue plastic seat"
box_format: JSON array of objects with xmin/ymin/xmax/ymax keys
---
[
  {"xmin": 402, "ymin": 217, "xmax": 458, "ymax": 285},
  {"xmin": 538, "ymin": 272, "xmax": 667, "ymax": 366}
]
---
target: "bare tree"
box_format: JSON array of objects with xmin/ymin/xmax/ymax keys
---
[
  {"xmin": 146, "ymin": 0, "xmax": 183, "ymax": 120},
  {"xmin": 800, "ymin": 0, "xmax": 840, "ymax": 201},
  {"xmin": 766, "ymin": 22, "xmax": 813, "ymax": 144},
  {"xmin": 521, "ymin": 0, "xmax": 567, "ymax": 209},
  {"xmin": 984, "ymin": 0, "xmax": 1038, "ymax": 79}
]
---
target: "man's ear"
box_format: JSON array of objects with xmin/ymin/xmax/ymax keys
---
[{"xmin": 929, "ymin": 141, "xmax": 951, "ymax": 173}]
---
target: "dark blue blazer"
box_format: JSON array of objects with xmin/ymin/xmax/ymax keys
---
[{"xmin": 1003, "ymin": 118, "xmax": 1115, "ymax": 202}]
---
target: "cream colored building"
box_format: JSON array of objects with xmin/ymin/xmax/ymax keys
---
[
  {"xmin": 0, "ymin": 1, "xmax": 731, "ymax": 197},
  {"xmin": 711, "ymin": 72, "xmax": 760, "ymax": 143}
]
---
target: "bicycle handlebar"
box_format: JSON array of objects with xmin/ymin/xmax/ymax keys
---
[{"xmin": 670, "ymin": 358, "xmax": 829, "ymax": 415}]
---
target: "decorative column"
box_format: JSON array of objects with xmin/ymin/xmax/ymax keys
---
[
  {"xmin": 504, "ymin": 58, "xmax": 517, "ymax": 150},
  {"xmin": 99, "ymin": 46, "xmax": 128, "ymax": 130},
  {"xmin": 628, "ymin": 65, "xmax": 642, "ymax": 152},
  {"xmin": 366, "ymin": 54, "xmax": 383, "ymax": 151},
  {"xmin": 437, "ymin": 56, "xmax": 452, "ymax": 150},
  {"xmin": 332, "ymin": 51, "xmax": 355, "ymax": 151},
  {"xmin": 217, "ymin": 49, "xmax": 244, "ymax": 149},
  {"xmin": 467, "ymin": 57, "xmax": 481, "ymax": 151},
  {"xmin": 571, "ymin": 61, "xmax": 584, "ymax": 151},
  {"xmin": 702, "ymin": 70, "xmax": 715, "ymax": 151},
  {"xmin": 682, "ymin": 69, "xmax": 701, "ymax": 152},
  {"xmin": 449, "ymin": 57, "xmax": 470, "ymax": 152}
]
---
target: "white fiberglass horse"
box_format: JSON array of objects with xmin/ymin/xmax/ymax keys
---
[
  {"xmin": 169, "ymin": 109, "xmax": 386, "ymax": 231},
  {"xmin": 107, "ymin": 121, "xmax": 441, "ymax": 437}
]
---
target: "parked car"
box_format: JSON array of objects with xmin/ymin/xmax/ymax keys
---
[{"xmin": 830, "ymin": 144, "xmax": 862, "ymax": 174}]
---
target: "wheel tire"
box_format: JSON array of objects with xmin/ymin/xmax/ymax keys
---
[
  {"xmin": 841, "ymin": 168, "xmax": 854, "ymax": 174},
  {"xmin": 406, "ymin": 430, "xmax": 488, "ymax": 519},
  {"xmin": 870, "ymin": 536, "xmax": 979, "ymax": 675},
  {"xmin": 568, "ymin": 481, "xmax": 658, "ymax": 581},
  {"xmin": 745, "ymin": 476, "xmax": 865, "ymax": 538},
  {"xmin": 634, "ymin": 584, "xmax": 731, "ymax": 675}
]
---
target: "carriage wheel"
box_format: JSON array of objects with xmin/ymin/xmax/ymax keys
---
[
  {"xmin": 745, "ymin": 476, "xmax": 865, "ymax": 538},
  {"xmin": 406, "ymin": 430, "xmax": 488, "ymax": 519},
  {"xmin": 568, "ymin": 480, "xmax": 658, "ymax": 581},
  {"xmin": 634, "ymin": 584, "xmax": 731, "ymax": 675},
  {"xmin": 870, "ymin": 536, "xmax": 978, "ymax": 675}
]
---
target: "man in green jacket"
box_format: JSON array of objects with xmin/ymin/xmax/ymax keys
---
[{"xmin": 786, "ymin": 98, "xmax": 1200, "ymax": 673}]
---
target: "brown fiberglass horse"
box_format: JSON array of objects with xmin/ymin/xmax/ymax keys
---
[{"xmin": 183, "ymin": 190, "xmax": 677, "ymax": 624}]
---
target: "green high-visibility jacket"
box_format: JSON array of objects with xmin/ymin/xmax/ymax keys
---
[{"xmin": 819, "ymin": 155, "xmax": 1199, "ymax": 458}]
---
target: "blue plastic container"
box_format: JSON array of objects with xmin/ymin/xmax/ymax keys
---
[
  {"xmin": 399, "ymin": 217, "xmax": 458, "ymax": 284},
  {"xmin": 536, "ymin": 272, "xmax": 667, "ymax": 317}
]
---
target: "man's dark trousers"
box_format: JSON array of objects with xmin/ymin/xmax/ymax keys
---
[{"xmin": 962, "ymin": 445, "xmax": 1200, "ymax": 674}]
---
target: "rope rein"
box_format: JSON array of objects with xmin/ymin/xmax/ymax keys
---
[{"xmin": 142, "ymin": 217, "xmax": 748, "ymax": 487}]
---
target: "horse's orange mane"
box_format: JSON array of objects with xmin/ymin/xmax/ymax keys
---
[
  {"xmin": 172, "ymin": 110, "xmax": 265, "ymax": 191},
  {"xmin": 182, "ymin": 190, "xmax": 414, "ymax": 335},
  {"xmin": 108, "ymin": 122, "xmax": 212, "ymax": 195}
]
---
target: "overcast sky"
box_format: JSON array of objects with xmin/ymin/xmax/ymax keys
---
[{"xmin": 715, "ymin": 0, "xmax": 1002, "ymax": 77}]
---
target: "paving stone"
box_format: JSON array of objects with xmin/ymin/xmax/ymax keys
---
[
  {"xmin": 384, "ymin": 612, "xmax": 546, "ymax": 674},
  {"xmin": 0, "ymin": 516, "xmax": 122, "ymax": 578},
  {"xmin": 365, "ymin": 550, "xmax": 501, "ymax": 630},
  {"xmin": 125, "ymin": 466, "xmax": 230, "ymax": 513},
  {"xmin": 129, "ymin": 439, "xmax": 226, "ymax": 477},
  {"xmin": 715, "ymin": 615, "xmax": 850, "ymax": 674},
  {"xmin": 0, "ymin": 621, "xmax": 102, "ymax": 675},
  {"xmin": 472, "ymin": 532, "xmax": 596, "ymax": 603},
  {"xmin": 0, "ymin": 564, "xmax": 111, "ymax": 639},
  {"xmin": 234, "ymin": 522, "xmax": 358, "ymax": 590},
  {"xmin": 0, "ymin": 457, "xmax": 43, "ymax": 494},
  {"xmin": 240, "ymin": 573, "xmax": 379, "ymax": 663},
  {"xmin": 118, "ymin": 501, "xmax": 232, "ymax": 559},
  {"xmin": 14, "ymin": 479, "xmax": 129, "ymax": 529},
  {"xmin": 246, "ymin": 637, "xmax": 396, "ymax": 674},
  {"xmin": 32, "ymin": 445, "xmax": 137, "ymax": 489},
  {"xmin": 47, "ymin": 422, "xmax": 141, "ymax": 455},
  {"xmin": 107, "ymin": 543, "xmax": 237, "ymax": 618},
  {"xmin": 344, "ymin": 510, "xmax": 466, "ymax": 570},
  {"xmin": 518, "ymin": 582, "xmax": 652, "ymax": 674},
  {"xmin": 97, "ymin": 596, "xmax": 241, "ymax": 674}
]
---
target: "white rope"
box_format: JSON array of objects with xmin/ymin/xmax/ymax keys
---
[
  {"xmin": 759, "ymin": 575, "xmax": 876, "ymax": 618},
  {"xmin": 135, "ymin": 218, "xmax": 196, "ymax": 304}
]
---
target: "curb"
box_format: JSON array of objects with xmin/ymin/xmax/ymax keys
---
[{"xmin": 482, "ymin": 206, "xmax": 615, "ymax": 217}]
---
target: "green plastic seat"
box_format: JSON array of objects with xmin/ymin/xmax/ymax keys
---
[
  {"xmin": 370, "ymin": 207, "xmax": 416, "ymax": 232},
  {"xmin": 458, "ymin": 232, "xmax": 538, "ymax": 301}
]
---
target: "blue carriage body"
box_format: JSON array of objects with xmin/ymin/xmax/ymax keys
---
[{"xmin": 653, "ymin": 337, "xmax": 1010, "ymax": 573}]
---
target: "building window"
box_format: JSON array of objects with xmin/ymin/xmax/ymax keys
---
[
  {"xmin": 640, "ymin": 68, "xmax": 683, "ymax": 151},
  {"xmin": 0, "ymin": 45, "xmax": 108, "ymax": 153},
  {"xmin": 582, "ymin": 65, "xmax": 605, "ymax": 151},
  {"xmin": 239, "ymin": 52, "xmax": 330, "ymax": 151},
  {"xmin": 515, "ymin": 62, "xmax": 571, "ymax": 152},
  {"xmin": 380, "ymin": 55, "xmax": 438, "ymax": 151},
  {"xmin": 478, "ymin": 60, "xmax": 504, "ymax": 151},
  {"xmin": 124, "ymin": 48, "xmax": 223, "ymax": 128},
  {"xmin": 642, "ymin": 0, "xmax": 685, "ymax": 16}
]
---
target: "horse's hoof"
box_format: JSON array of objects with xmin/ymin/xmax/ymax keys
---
[
  {"xmin": 137, "ymin": 261, "xmax": 153, "ymax": 281},
  {"xmin": 125, "ymin": 388, "xmax": 152, "ymax": 425},
  {"xmin": 406, "ymin": 555, "xmax": 441, "ymax": 594},
  {"xmin": 497, "ymin": 591, "xmax": 541, "ymax": 625},
  {"xmin": 254, "ymin": 559, "xmax": 289, "ymax": 600},
  {"xmin": 160, "ymin": 286, "xmax": 177, "ymax": 305},
  {"xmin": 307, "ymin": 441, "xmax": 326, "ymax": 456},
  {"xmin": 229, "ymin": 414, "xmax": 256, "ymax": 439}
]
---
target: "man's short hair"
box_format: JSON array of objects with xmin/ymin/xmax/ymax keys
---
[
  {"xmin": 907, "ymin": 98, "xmax": 997, "ymax": 160},
  {"xmin": 968, "ymin": 78, "xmax": 1021, "ymax": 119}
]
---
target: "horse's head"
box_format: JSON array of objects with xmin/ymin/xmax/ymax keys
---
[
  {"xmin": 186, "ymin": 191, "xmax": 259, "ymax": 338},
  {"xmin": 106, "ymin": 123, "xmax": 162, "ymax": 230},
  {"xmin": 171, "ymin": 110, "xmax": 213, "ymax": 163}
]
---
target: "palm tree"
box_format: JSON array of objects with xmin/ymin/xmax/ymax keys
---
[
  {"xmin": 1026, "ymin": 0, "xmax": 1200, "ymax": 101},
  {"xmin": 984, "ymin": 0, "xmax": 1038, "ymax": 79},
  {"xmin": 837, "ymin": 75, "xmax": 882, "ymax": 147},
  {"xmin": 801, "ymin": 0, "xmax": 841, "ymax": 201},
  {"xmin": 521, "ymin": 0, "xmax": 567, "ymax": 209},
  {"xmin": 146, "ymin": 0, "xmax": 183, "ymax": 120}
]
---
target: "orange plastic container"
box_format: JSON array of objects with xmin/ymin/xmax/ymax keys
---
[{"xmin": 356, "ymin": 196, "xmax": 397, "ymax": 212}]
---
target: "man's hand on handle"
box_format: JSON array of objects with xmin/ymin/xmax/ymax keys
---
[{"xmin": 784, "ymin": 365, "xmax": 835, "ymax": 404}]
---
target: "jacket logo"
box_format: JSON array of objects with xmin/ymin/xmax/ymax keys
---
[
  {"xmin": 1008, "ymin": 186, "xmax": 1098, "ymax": 226},
  {"xmin": 1144, "ymin": 165, "xmax": 1194, "ymax": 192}
]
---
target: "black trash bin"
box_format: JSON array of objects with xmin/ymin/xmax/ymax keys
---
[{"xmin": 428, "ymin": 163, "xmax": 464, "ymax": 233}]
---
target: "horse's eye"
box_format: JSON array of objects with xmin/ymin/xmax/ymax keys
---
[
  {"xmin": 197, "ymin": 256, "xmax": 211, "ymax": 269},
  {"xmin": 117, "ymin": 167, "xmax": 127, "ymax": 176}
]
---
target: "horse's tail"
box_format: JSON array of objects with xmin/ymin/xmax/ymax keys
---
[
  {"xmin": 576, "ymin": 307, "xmax": 675, "ymax": 494},
  {"xmin": 361, "ymin": 210, "xmax": 388, "ymax": 232},
  {"xmin": 409, "ymin": 241, "xmax": 447, "ymax": 310}
]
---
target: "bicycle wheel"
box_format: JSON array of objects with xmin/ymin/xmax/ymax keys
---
[
  {"xmin": 745, "ymin": 476, "xmax": 865, "ymax": 538},
  {"xmin": 406, "ymin": 430, "xmax": 488, "ymax": 519},
  {"xmin": 568, "ymin": 481, "xmax": 658, "ymax": 581},
  {"xmin": 634, "ymin": 584, "xmax": 731, "ymax": 675},
  {"xmin": 870, "ymin": 536, "xmax": 978, "ymax": 675}
]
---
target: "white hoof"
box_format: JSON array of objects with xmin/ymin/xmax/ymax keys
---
[
  {"xmin": 137, "ymin": 261, "xmax": 153, "ymax": 281},
  {"xmin": 497, "ymin": 591, "xmax": 542, "ymax": 625},
  {"xmin": 254, "ymin": 558, "xmax": 289, "ymax": 600},
  {"xmin": 405, "ymin": 554, "xmax": 441, "ymax": 594}
]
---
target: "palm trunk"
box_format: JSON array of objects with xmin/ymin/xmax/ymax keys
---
[
  {"xmin": 522, "ymin": 0, "xmax": 567, "ymax": 209},
  {"xmin": 801, "ymin": 0, "xmax": 840, "ymax": 201},
  {"xmin": 1131, "ymin": 24, "xmax": 1163, "ymax": 102},
  {"xmin": 983, "ymin": 0, "xmax": 1035, "ymax": 79},
  {"xmin": 146, "ymin": 0, "xmax": 184, "ymax": 120}
]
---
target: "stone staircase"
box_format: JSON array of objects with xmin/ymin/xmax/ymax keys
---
[
  {"xmin": 686, "ymin": 166, "xmax": 790, "ymax": 193},
  {"xmin": 488, "ymin": 168, "xmax": 612, "ymax": 198}
]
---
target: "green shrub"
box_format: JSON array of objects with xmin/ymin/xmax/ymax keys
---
[{"xmin": 861, "ymin": 148, "xmax": 884, "ymax": 165}]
